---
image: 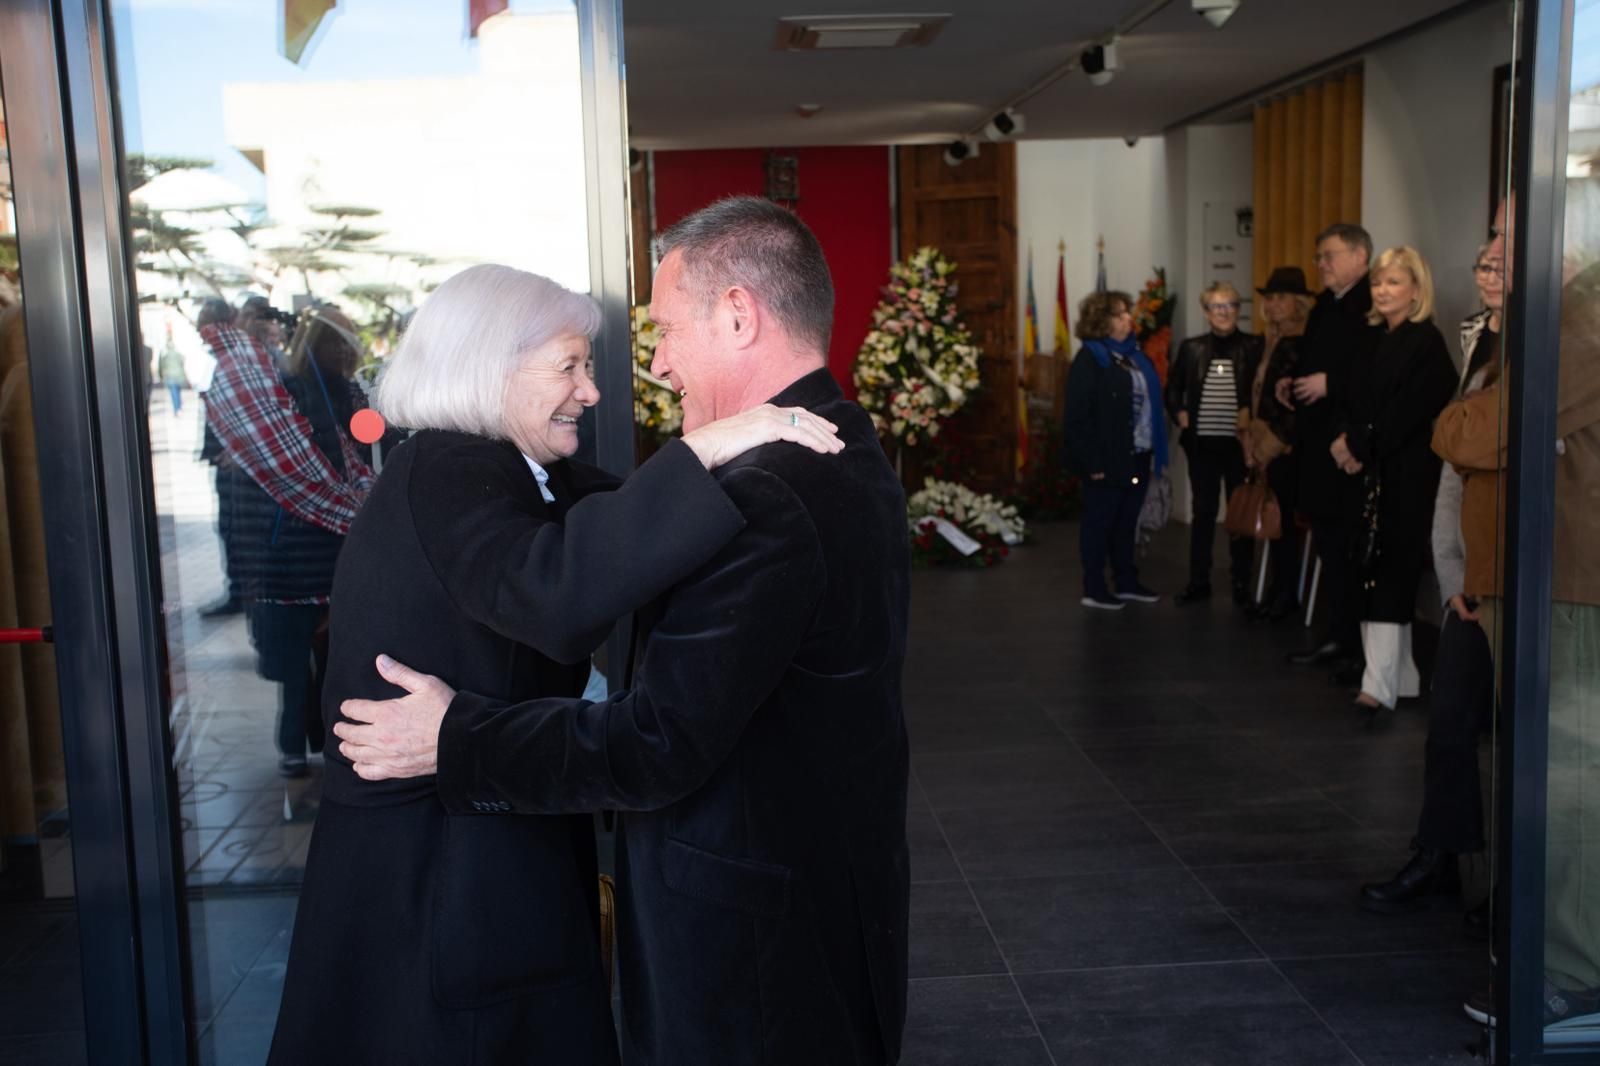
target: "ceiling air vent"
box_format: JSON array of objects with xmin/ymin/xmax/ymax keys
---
[{"xmin": 773, "ymin": 14, "xmax": 950, "ymax": 51}]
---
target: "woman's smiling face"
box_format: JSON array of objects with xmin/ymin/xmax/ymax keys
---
[{"xmin": 504, "ymin": 332, "xmax": 599, "ymax": 463}]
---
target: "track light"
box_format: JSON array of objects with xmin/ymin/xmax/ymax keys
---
[
  {"xmin": 942, "ymin": 138, "xmax": 979, "ymax": 167},
  {"xmin": 984, "ymin": 107, "xmax": 1026, "ymax": 142},
  {"xmin": 1081, "ymin": 41, "xmax": 1120, "ymax": 87},
  {"xmin": 1192, "ymin": 0, "xmax": 1240, "ymax": 29}
]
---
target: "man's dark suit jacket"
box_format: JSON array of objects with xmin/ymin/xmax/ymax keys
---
[
  {"xmin": 268, "ymin": 431, "xmax": 746, "ymax": 1066},
  {"xmin": 1294, "ymin": 276, "xmax": 1379, "ymax": 518},
  {"xmin": 436, "ymin": 368, "xmax": 913, "ymax": 1066}
]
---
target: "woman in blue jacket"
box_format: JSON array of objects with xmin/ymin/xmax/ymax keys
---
[{"xmin": 1063, "ymin": 289, "xmax": 1169, "ymax": 610}]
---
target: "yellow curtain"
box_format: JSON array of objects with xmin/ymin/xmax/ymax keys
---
[
  {"xmin": 0, "ymin": 304, "xmax": 64, "ymax": 842},
  {"xmin": 1252, "ymin": 68, "xmax": 1364, "ymax": 329}
]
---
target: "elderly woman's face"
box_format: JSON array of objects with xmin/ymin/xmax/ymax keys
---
[
  {"xmin": 1108, "ymin": 302, "xmax": 1134, "ymax": 343},
  {"xmin": 505, "ymin": 332, "xmax": 599, "ymax": 464}
]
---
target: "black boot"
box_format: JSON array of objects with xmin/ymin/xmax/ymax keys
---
[{"xmin": 1359, "ymin": 847, "xmax": 1461, "ymax": 914}]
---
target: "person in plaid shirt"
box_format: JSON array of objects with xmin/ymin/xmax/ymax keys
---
[{"xmin": 201, "ymin": 318, "xmax": 373, "ymax": 536}]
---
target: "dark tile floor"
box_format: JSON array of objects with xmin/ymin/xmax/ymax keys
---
[
  {"xmin": 899, "ymin": 521, "xmax": 1492, "ymax": 1066},
  {"xmin": 0, "ymin": 520, "xmax": 1495, "ymax": 1064}
]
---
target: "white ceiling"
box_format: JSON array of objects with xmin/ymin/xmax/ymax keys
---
[{"xmin": 622, "ymin": 0, "xmax": 1488, "ymax": 148}]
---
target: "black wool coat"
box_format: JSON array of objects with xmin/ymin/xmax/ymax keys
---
[
  {"xmin": 435, "ymin": 369, "xmax": 913, "ymax": 1066},
  {"xmin": 268, "ymin": 431, "xmax": 747, "ymax": 1066},
  {"xmin": 1063, "ymin": 347, "xmax": 1143, "ymax": 485},
  {"xmin": 1341, "ymin": 318, "xmax": 1460, "ymax": 622},
  {"xmin": 1164, "ymin": 330, "xmax": 1264, "ymax": 445},
  {"xmin": 1294, "ymin": 278, "xmax": 1382, "ymax": 519}
]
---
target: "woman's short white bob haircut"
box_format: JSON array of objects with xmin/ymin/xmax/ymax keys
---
[{"xmin": 377, "ymin": 264, "xmax": 602, "ymax": 438}]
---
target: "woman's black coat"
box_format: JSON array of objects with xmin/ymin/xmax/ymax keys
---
[
  {"xmin": 267, "ymin": 432, "xmax": 746, "ymax": 1066},
  {"xmin": 1063, "ymin": 346, "xmax": 1142, "ymax": 485},
  {"xmin": 1341, "ymin": 318, "xmax": 1459, "ymax": 623}
]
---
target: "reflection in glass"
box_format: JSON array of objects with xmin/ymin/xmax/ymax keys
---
[
  {"xmin": 0, "ymin": 67, "xmax": 90, "ymax": 1065},
  {"xmin": 110, "ymin": 2, "xmax": 591, "ymax": 1060},
  {"xmin": 1544, "ymin": 0, "xmax": 1600, "ymax": 1044}
]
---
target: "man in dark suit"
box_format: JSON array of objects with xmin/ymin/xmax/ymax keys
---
[
  {"xmin": 1283, "ymin": 222, "xmax": 1379, "ymax": 673},
  {"xmin": 334, "ymin": 197, "xmax": 911, "ymax": 1066}
]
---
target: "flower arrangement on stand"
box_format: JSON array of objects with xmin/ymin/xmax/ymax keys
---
[
  {"xmin": 1133, "ymin": 267, "xmax": 1175, "ymax": 384},
  {"xmin": 631, "ymin": 306, "xmax": 682, "ymax": 453},
  {"xmin": 907, "ymin": 478, "xmax": 1027, "ymax": 568},
  {"xmin": 852, "ymin": 247, "xmax": 982, "ymax": 449}
]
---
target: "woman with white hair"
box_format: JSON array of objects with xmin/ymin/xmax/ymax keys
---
[
  {"xmin": 1329, "ymin": 246, "xmax": 1458, "ymax": 717},
  {"xmin": 267, "ymin": 264, "xmax": 842, "ymax": 1065}
]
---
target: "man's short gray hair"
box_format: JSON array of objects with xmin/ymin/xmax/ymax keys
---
[
  {"xmin": 658, "ymin": 196, "xmax": 834, "ymax": 356},
  {"xmin": 377, "ymin": 264, "xmax": 600, "ymax": 438},
  {"xmin": 1316, "ymin": 222, "xmax": 1374, "ymax": 263}
]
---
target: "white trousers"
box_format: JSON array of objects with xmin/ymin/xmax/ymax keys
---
[{"xmin": 1360, "ymin": 621, "xmax": 1421, "ymax": 708}]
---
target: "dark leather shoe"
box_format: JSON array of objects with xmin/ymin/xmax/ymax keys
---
[
  {"xmin": 1287, "ymin": 640, "xmax": 1342, "ymax": 666},
  {"xmin": 1174, "ymin": 584, "xmax": 1212, "ymax": 606},
  {"xmin": 1360, "ymin": 847, "xmax": 1461, "ymax": 913}
]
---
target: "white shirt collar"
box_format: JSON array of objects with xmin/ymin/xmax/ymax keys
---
[{"xmin": 521, "ymin": 454, "xmax": 555, "ymax": 504}]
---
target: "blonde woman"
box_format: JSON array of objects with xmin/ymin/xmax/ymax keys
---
[{"xmin": 1329, "ymin": 246, "xmax": 1459, "ymax": 716}]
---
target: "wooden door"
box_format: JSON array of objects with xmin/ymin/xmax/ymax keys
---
[{"xmin": 896, "ymin": 143, "xmax": 1018, "ymax": 492}]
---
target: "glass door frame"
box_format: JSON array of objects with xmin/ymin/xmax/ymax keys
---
[
  {"xmin": 1496, "ymin": 0, "xmax": 1598, "ymax": 1061},
  {"xmin": 0, "ymin": 1, "xmax": 635, "ymax": 1062}
]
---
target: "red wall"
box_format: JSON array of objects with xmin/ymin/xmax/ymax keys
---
[{"xmin": 650, "ymin": 147, "xmax": 892, "ymax": 399}]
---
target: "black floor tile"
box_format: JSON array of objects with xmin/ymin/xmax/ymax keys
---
[
  {"xmin": 914, "ymin": 746, "xmax": 1121, "ymax": 811},
  {"xmin": 7, "ymin": 1032, "xmax": 88, "ymax": 1066},
  {"xmin": 0, "ymin": 907, "xmax": 74, "ymax": 969},
  {"xmin": 971, "ymin": 867, "xmax": 1260, "ymax": 973},
  {"xmin": 907, "ymin": 801, "xmax": 962, "ymax": 884},
  {"xmin": 0, "ymin": 963, "xmax": 85, "ymax": 1037},
  {"xmin": 1138, "ymin": 790, "xmax": 1398, "ymax": 867},
  {"xmin": 907, "ymin": 705, "xmax": 1070, "ymax": 755},
  {"xmin": 901, "ymin": 976, "xmax": 1053, "ymax": 1066},
  {"xmin": 1018, "ymin": 962, "xmax": 1361, "ymax": 1066},
  {"xmin": 940, "ymin": 803, "xmax": 1178, "ymax": 881},
  {"xmin": 1077, "ymin": 736, "xmax": 1306, "ymax": 804},
  {"xmin": 1278, "ymin": 951, "xmax": 1487, "ymax": 1065},
  {"xmin": 1191, "ymin": 859, "xmax": 1474, "ymax": 960},
  {"xmin": 909, "ymin": 882, "xmax": 1006, "ymax": 980}
]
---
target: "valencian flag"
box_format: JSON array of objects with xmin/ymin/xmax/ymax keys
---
[
  {"xmin": 470, "ymin": 0, "xmax": 510, "ymax": 36},
  {"xmin": 1019, "ymin": 251, "xmax": 1040, "ymax": 471},
  {"xmin": 1054, "ymin": 242, "xmax": 1071, "ymax": 353},
  {"xmin": 282, "ymin": 0, "xmax": 337, "ymax": 65}
]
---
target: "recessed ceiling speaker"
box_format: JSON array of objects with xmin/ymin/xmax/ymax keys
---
[{"xmin": 1192, "ymin": 0, "xmax": 1241, "ymax": 29}]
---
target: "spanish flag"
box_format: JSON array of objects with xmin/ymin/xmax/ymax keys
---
[{"xmin": 1054, "ymin": 245, "xmax": 1071, "ymax": 354}]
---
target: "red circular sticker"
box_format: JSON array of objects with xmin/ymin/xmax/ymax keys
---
[{"xmin": 350, "ymin": 409, "xmax": 387, "ymax": 444}]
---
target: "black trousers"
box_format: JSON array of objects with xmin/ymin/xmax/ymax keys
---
[
  {"xmin": 1416, "ymin": 610, "xmax": 1493, "ymax": 854},
  {"xmin": 1079, "ymin": 453, "xmax": 1152, "ymax": 597},
  {"xmin": 247, "ymin": 603, "xmax": 327, "ymax": 758},
  {"xmin": 1309, "ymin": 512, "xmax": 1362, "ymax": 653},
  {"xmin": 1264, "ymin": 454, "xmax": 1301, "ymax": 611},
  {"xmin": 1184, "ymin": 435, "xmax": 1252, "ymax": 590}
]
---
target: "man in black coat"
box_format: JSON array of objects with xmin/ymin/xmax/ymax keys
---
[
  {"xmin": 334, "ymin": 197, "xmax": 911, "ymax": 1066},
  {"xmin": 1283, "ymin": 222, "xmax": 1380, "ymax": 670}
]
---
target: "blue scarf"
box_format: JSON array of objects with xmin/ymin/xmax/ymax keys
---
[{"xmin": 1082, "ymin": 335, "xmax": 1169, "ymax": 476}]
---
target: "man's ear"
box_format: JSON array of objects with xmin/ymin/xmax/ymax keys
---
[{"xmin": 722, "ymin": 285, "xmax": 760, "ymax": 351}]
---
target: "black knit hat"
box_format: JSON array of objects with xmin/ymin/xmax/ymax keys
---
[{"xmin": 1256, "ymin": 266, "xmax": 1314, "ymax": 297}]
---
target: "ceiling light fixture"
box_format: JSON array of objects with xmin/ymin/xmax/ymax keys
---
[
  {"xmin": 1081, "ymin": 41, "xmax": 1120, "ymax": 87},
  {"xmin": 942, "ymin": 138, "xmax": 979, "ymax": 167},
  {"xmin": 1191, "ymin": 0, "xmax": 1240, "ymax": 29}
]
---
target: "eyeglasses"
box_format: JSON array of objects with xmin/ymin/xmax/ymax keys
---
[
  {"xmin": 1473, "ymin": 262, "xmax": 1505, "ymax": 277},
  {"xmin": 1203, "ymin": 301, "xmax": 1241, "ymax": 311}
]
